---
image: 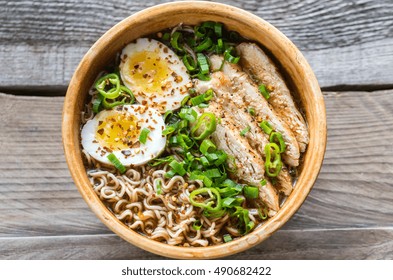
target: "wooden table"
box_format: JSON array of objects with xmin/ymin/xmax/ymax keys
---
[{"xmin": 1, "ymin": 0, "xmax": 392, "ymax": 260}]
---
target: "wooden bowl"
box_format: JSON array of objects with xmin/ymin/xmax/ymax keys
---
[{"xmin": 62, "ymin": 1, "xmax": 326, "ymax": 259}]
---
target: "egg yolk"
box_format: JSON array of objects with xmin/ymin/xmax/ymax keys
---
[
  {"xmin": 95, "ymin": 113, "xmax": 140, "ymax": 151},
  {"xmin": 126, "ymin": 50, "xmax": 170, "ymax": 94}
]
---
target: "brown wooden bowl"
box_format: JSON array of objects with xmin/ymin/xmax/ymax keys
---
[{"xmin": 62, "ymin": 1, "xmax": 326, "ymax": 259}]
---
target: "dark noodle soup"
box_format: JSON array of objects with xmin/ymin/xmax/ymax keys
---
[{"xmin": 80, "ymin": 22, "xmax": 308, "ymax": 247}]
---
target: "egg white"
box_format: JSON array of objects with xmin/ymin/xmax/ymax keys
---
[
  {"xmin": 81, "ymin": 104, "xmax": 166, "ymax": 166},
  {"xmin": 119, "ymin": 38, "xmax": 192, "ymax": 113}
]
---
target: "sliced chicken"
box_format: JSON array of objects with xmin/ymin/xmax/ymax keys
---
[
  {"xmin": 200, "ymin": 103, "xmax": 280, "ymax": 213},
  {"xmin": 195, "ymin": 55, "xmax": 300, "ymax": 167},
  {"xmin": 207, "ymin": 99, "xmax": 293, "ymax": 196},
  {"xmin": 236, "ymin": 43, "xmax": 309, "ymax": 152}
]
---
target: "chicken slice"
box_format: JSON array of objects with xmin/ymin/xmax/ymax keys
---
[
  {"xmin": 236, "ymin": 43, "xmax": 309, "ymax": 152},
  {"xmin": 195, "ymin": 55, "xmax": 300, "ymax": 167}
]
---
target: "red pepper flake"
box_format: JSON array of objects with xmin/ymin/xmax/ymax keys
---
[{"xmin": 97, "ymin": 128, "xmax": 104, "ymax": 135}]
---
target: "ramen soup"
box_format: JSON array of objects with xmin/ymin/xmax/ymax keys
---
[{"xmin": 80, "ymin": 22, "xmax": 309, "ymax": 246}]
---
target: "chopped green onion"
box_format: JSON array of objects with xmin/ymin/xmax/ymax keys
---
[
  {"xmin": 244, "ymin": 186, "xmax": 259, "ymax": 199},
  {"xmin": 192, "ymin": 220, "xmax": 202, "ymax": 231},
  {"xmin": 258, "ymin": 208, "xmax": 268, "ymax": 220},
  {"xmin": 197, "ymin": 53, "xmax": 210, "ymax": 74},
  {"xmin": 203, "ymin": 168, "xmax": 222, "ymax": 178},
  {"xmin": 164, "ymin": 170, "xmax": 176, "ymax": 178},
  {"xmin": 216, "ymin": 38, "xmax": 224, "ymax": 53},
  {"xmin": 248, "ymin": 107, "xmax": 256, "ymax": 116},
  {"xmin": 217, "ymin": 179, "xmax": 243, "ymax": 197},
  {"xmin": 189, "ymin": 171, "xmax": 213, "ymax": 187},
  {"xmin": 200, "ymin": 139, "xmax": 217, "ymax": 155},
  {"xmin": 170, "ymin": 32, "xmax": 183, "ymax": 52},
  {"xmin": 195, "ymin": 72, "xmax": 211, "ymax": 81},
  {"xmin": 162, "ymin": 124, "xmax": 177, "ymax": 136},
  {"xmin": 185, "ymin": 152, "xmax": 194, "ymax": 162},
  {"xmin": 223, "ymin": 234, "xmax": 232, "ymax": 243},
  {"xmin": 240, "ymin": 126, "xmax": 251, "ymax": 137},
  {"xmin": 191, "ymin": 112, "xmax": 217, "ymax": 140},
  {"xmin": 190, "ymin": 94, "xmax": 206, "ymax": 106},
  {"xmin": 260, "ymin": 179, "xmax": 267, "ymax": 186},
  {"xmin": 179, "ymin": 108, "xmax": 197, "ymax": 123},
  {"xmin": 181, "ymin": 95, "xmax": 190, "ymax": 107},
  {"xmin": 149, "ymin": 155, "xmax": 174, "ymax": 167},
  {"xmin": 224, "ymin": 47, "xmax": 240, "ymax": 64},
  {"xmin": 260, "ymin": 120, "xmax": 273, "ymax": 135},
  {"xmin": 270, "ymin": 132, "xmax": 286, "ymax": 153},
  {"xmin": 214, "ymin": 22, "xmax": 223, "ymax": 37},
  {"xmin": 92, "ymin": 93, "xmax": 103, "ymax": 113},
  {"xmin": 201, "ymin": 21, "xmax": 215, "ymax": 29},
  {"xmin": 200, "ymin": 156, "xmax": 210, "ymax": 167},
  {"xmin": 258, "ymin": 84, "xmax": 270, "ymax": 100},
  {"xmin": 203, "ymin": 89, "xmax": 214, "ymax": 101},
  {"xmin": 198, "ymin": 103, "xmax": 209, "ymax": 108},
  {"xmin": 231, "ymin": 206, "xmax": 255, "ymax": 234},
  {"xmin": 156, "ymin": 180, "xmax": 162, "ymax": 195},
  {"xmin": 162, "ymin": 32, "xmax": 170, "ymax": 41},
  {"xmin": 107, "ymin": 153, "xmax": 126, "ymax": 174},
  {"xmin": 176, "ymin": 133, "xmax": 194, "ymax": 150},
  {"xmin": 190, "ymin": 89, "xmax": 214, "ymax": 106},
  {"xmin": 213, "ymin": 150, "xmax": 228, "ymax": 166},
  {"xmin": 163, "ymin": 110, "xmax": 174, "ymax": 122},
  {"xmin": 139, "ymin": 128, "xmax": 150, "ymax": 144},
  {"xmin": 195, "ymin": 37, "xmax": 213, "ymax": 52},
  {"xmin": 182, "ymin": 54, "xmax": 197, "ymax": 72},
  {"xmin": 222, "ymin": 196, "xmax": 244, "ymax": 208},
  {"xmin": 169, "ymin": 160, "xmax": 187, "ymax": 176}
]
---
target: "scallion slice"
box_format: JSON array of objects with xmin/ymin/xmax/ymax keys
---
[
  {"xmin": 247, "ymin": 107, "xmax": 256, "ymax": 116},
  {"xmin": 223, "ymin": 234, "xmax": 233, "ymax": 243},
  {"xmin": 200, "ymin": 139, "xmax": 217, "ymax": 155},
  {"xmin": 107, "ymin": 153, "xmax": 126, "ymax": 174},
  {"xmin": 155, "ymin": 180, "xmax": 162, "ymax": 195},
  {"xmin": 240, "ymin": 126, "xmax": 251, "ymax": 136},
  {"xmin": 224, "ymin": 47, "xmax": 240, "ymax": 64},
  {"xmin": 139, "ymin": 128, "xmax": 150, "ymax": 144},
  {"xmin": 197, "ymin": 53, "xmax": 210, "ymax": 74},
  {"xmin": 169, "ymin": 160, "xmax": 187, "ymax": 176},
  {"xmin": 192, "ymin": 220, "xmax": 202, "ymax": 231},
  {"xmin": 244, "ymin": 186, "xmax": 259, "ymax": 199},
  {"xmin": 258, "ymin": 84, "xmax": 270, "ymax": 100},
  {"xmin": 170, "ymin": 31, "xmax": 183, "ymax": 53},
  {"xmin": 92, "ymin": 93, "xmax": 103, "ymax": 113},
  {"xmin": 195, "ymin": 37, "xmax": 213, "ymax": 52},
  {"xmin": 260, "ymin": 120, "xmax": 273, "ymax": 135},
  {"xmin": 182, "ymin": 54, "xmax": 197, "ymax": 72}
]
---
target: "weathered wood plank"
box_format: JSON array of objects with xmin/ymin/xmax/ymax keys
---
[
  {"xmin": 0, "ymin": 0, "xmax": 392, "ymax": 88},
  {"xmin": 0, "ymin": 90, "xmax": 392, "ymax": 239},
  {"xmin": 1, "ymin": 228, "xmax": 392, "ymax": 259}
]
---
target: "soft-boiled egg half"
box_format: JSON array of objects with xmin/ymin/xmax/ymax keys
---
[
  {"xmin": 81, "ymin": 104, "xmax": 166, "ymax": 166},
  {"xmin": 119, "ymin": 38, "xmax": 192, "ymax": 113}
]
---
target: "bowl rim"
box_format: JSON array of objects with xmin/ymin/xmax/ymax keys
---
[{"xmin": 62, "ymin": 1, "xmax": 327, "ymax": 259}]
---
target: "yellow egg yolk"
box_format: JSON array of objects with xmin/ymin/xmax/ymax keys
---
[
  {"xmin": 95, "ymin": 113, "xmax": 140, "ymax": 151},
  {"xmin": 126, "ymin": 50, "xmax": 170, "ymax": 94}
]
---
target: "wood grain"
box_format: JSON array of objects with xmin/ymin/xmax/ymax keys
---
[
  {"xmin": 1, "ymin": 228, "xmax": 392, "ymax": 259},
  {"xmin": 0, "ymin": 90, "xmax": 392, "ymax": 248},
  {"xmin": 0, "ymin": 0, "xmax": 392, "ymax": 88}
]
